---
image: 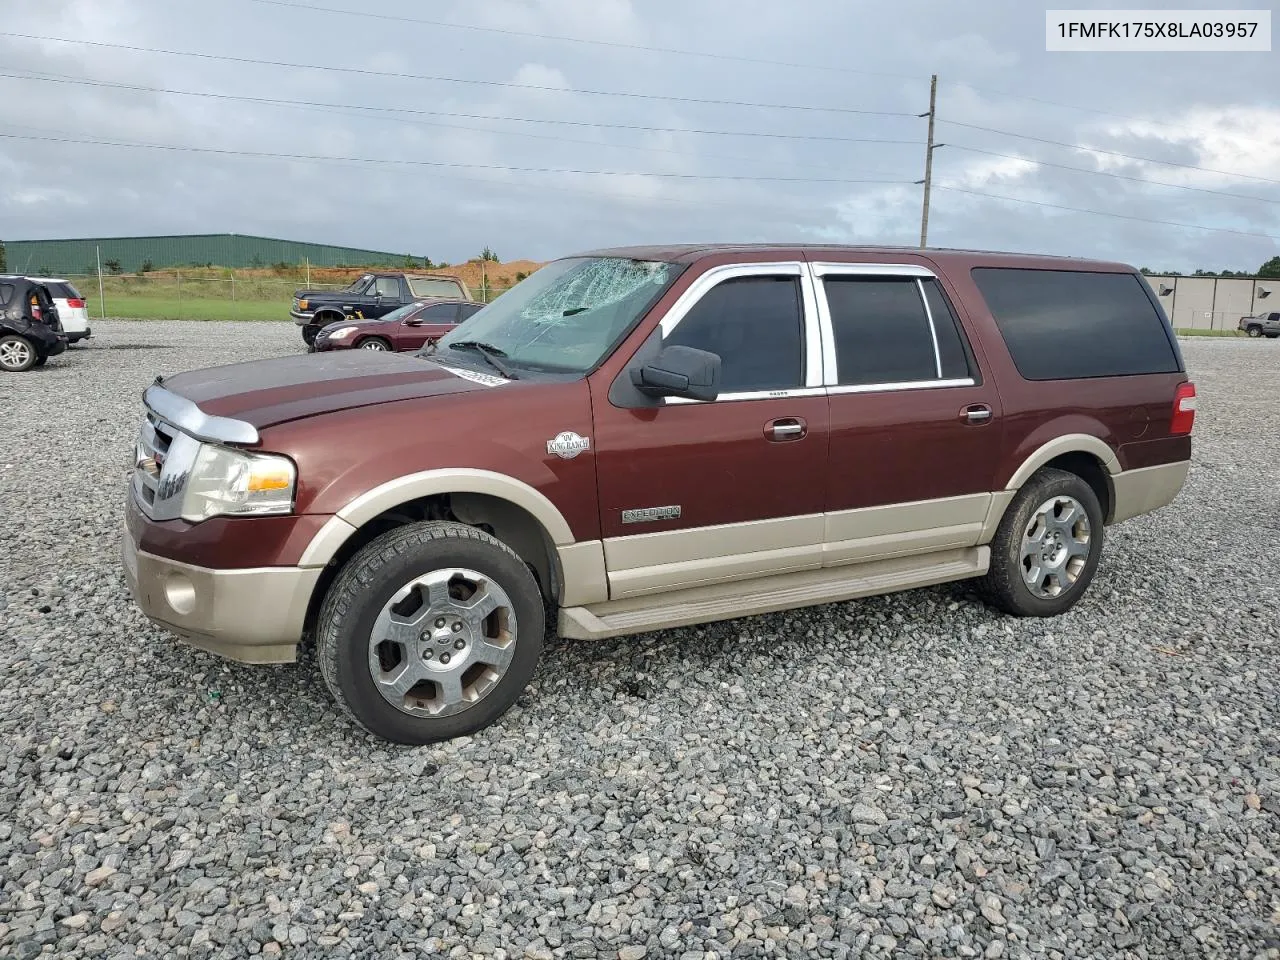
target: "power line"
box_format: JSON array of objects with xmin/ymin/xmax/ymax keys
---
[
  {"xmin": 0, "ymin": 131, "xmax": 913, "ymax": 186},
  {"xmin": 938, "ymin": 119, "xmax": 1280, "ymax": 186},
  {"xmin": 935, "ymin": 185, "xmax": 1280, "ymax": 241},
  {"xmin": 0, "ymin": 33, "xmax": 920, "ymax": 118},
  {"xmin": 944, "ymin": 80, "xmax": 1273, "ymax": 151},
  {"xmin": 243, "ymin": 0, "xmax": 921, "ymax": 82},
  {"xmin": 0, "ymin": 71, "xmax": 925, "ymax": 160},
  {"xmin": 947, "ymin": 145, "xmax": 1280, "ymax": 205},
  {"xmin": 241, "ymin": 0, "xmax": 1271, "ymax": 149}
]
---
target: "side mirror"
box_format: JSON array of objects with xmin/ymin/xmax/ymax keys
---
[
  {"xmin": 631, "ymin": 345, "xmax": 721, "ymax": 402},
  {"xmin": 404, "ymin": 317, "xmax": 423, "ymax": 326}
]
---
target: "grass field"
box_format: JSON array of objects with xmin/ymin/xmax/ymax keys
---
[
  {"xmin": 1175, "ymin": 328, "xmax": 1244, "ymax": 337},
  {"xmin": 85, "ymin": 295, "xmax": 284, "ymax": 321}
]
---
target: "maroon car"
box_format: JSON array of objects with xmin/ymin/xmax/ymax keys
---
[
  {"xmin": 124, "ymin": 245, "xmax": 1194, "ymax": 744},
  {"xmin": 313, "ymin": 298, "xmax": 485, "ymax": 352}
]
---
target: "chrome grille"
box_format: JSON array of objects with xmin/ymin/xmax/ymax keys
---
[{"xmin": 132, "ymin": 412, "xmax": 200, "ymax": 521}]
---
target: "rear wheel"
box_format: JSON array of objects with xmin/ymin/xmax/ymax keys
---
[
  {"xmin": 1266, "ymin": 332, "xmax": 1279, "ymax": 339},
  {"xmin": 1246, "ymin": 325, "xmax": 1263, "ymax": 338},
  {"xmin": 977, "ymin": 468, "xmax": 1104, "ymax": 617},
  {"xmin": 0, "ymin": 335, "xmax": 36, "ymax": 372},
  {"xmin": 358, "ymin": 337, "xmax": 391, "ymax": 351},
  {"xmin": 317, "ymin": 522, "xmax": 543, "ymax": 744}
]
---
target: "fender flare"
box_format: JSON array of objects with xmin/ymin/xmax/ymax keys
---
[
  {"xmin": 1003, "ymin": 433, "xmax": 1121, "ymax": 491},
  {"xmin": 298, "ymin": 467, "xmax": 576, "ymax": 567}
]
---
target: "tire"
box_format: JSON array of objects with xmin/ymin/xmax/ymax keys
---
[
  {"xmin": 0, "ymin": 335, "xmax": 37, "ymax": 372},
  {"xmin": 1246, "ymin": 325, "xmax": 1262, "ymax": 338},
  {"xmin": 977, "ymin": 467, "xmax": 1104, "ymax": 618},
  {"xmin": 357, "ymin": 337, "xmax": 391, "ymax": 351},
  {"xmin": 317, "ymin": 522, "xmax": 544, "ymax": 744},
  {"xmin": 1266, "ymin": 333, "xmax": 1280, "ymax": 339},
  {"xmin": 302, "ymin": 323, "xmax": 321, "ymax": 347}
]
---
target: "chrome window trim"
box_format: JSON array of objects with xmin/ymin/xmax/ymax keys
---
[
  {"xmin": 656, "ymin": 261, "xmax": 821, "ymax": 399},
  {"xmin": 813, "ymin": 263, "xmax": 968, "ymax": 390},
  {"xmin": 916, "ymin": 277, "xmax": 944, "ymax": 378},
  {"xmin": 810, "ymin": 262, "xmax": 937, "ymax": 279},
  {"xmin": 143, "ymin": 384, "xmax": 259, "ymax": 445},
  {"xmin": 828, "ymin": 377, "xmax": 975, "ymax": 396}
]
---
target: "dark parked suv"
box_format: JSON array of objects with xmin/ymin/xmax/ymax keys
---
[
  {"xmin": 0, "ymin": 276, "xmax": 68, "ymax": 372},
  {"xmin": 123, "ymin": 245, "xmax": 1194, "ymax": 744}
]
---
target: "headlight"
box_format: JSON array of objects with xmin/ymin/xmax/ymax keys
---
[
  {"xmin": 328, "ymin": 326, "xmax": 357, "ymax": 339},
  {"xmin": 181, "ymin": 445, "xmax": 296, "ymax": 522},
  {"xmin": 297, "ymin": 299, "xmax": 309, "ymax": 310}
]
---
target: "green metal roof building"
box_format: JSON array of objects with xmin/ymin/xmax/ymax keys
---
[{"xmin": 3, "ymin": 233, "xmax": 426, "ymax": 275}]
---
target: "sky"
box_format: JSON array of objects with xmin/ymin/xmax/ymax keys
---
[{"xmin": 1, "ymin": 0, "xmax": 1277, "ymax": 272}]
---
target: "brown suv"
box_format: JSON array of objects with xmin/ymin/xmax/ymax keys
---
[{"xmin": 123, "ymin": 246, "xmax": 1195, "ymax": 743}]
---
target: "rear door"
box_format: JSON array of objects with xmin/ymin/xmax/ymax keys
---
[
  {"xmin": 813, "ymin": 262, "xmax": 1004, "ymax": 566},
  {"xmin": 591, "ymin": 262, "xmax": 830, "ymax": 599}
]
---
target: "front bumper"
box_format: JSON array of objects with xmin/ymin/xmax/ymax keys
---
[
  {"xmin": 122, "ymin": 519, "xmax": 321, "ymax": 664},
  {"xmin": 290, "ymin": 310, "xmax": 316, "ymax": 326}
]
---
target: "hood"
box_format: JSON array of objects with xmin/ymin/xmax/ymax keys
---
[
  {"xmin": 160, "ymin": 350, "xmax": 515, "ymax": 431},
  {"xmin": 294, "ymin": 288, "xmax": 353, "ymax": 301}
]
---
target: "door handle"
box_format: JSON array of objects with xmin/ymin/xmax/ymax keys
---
[
  {"xmin": 961, "ymin": 403, "xmax": 993, "ymax": 424},
  {"xmin": 765, "ymin": 417, "xmax": 807, "ymax": 441}
]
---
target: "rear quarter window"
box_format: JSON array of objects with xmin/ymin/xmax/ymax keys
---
[
  {"xmin": 0, "ymin": 284, "xmax": 12, "ymax": 306},
  {"xmin": 43, "ymin": 282, "xmax": 73, "ymax": 298},
  {"xmin": 971, "ymin": 268, "xmax": 1180, "ymax": 380}
]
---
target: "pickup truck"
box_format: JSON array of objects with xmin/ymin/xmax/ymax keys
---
[
  {"xmin": 291, "ymin": 271, "xmax": 473, "ymax": 348},
  {"xmin": 125, "ymin": 244, "xmax": 1194, "ymax": 744},
  {"xmin": 1238, "ymin": 312, "xmax": 1280, "ymax": 338}
]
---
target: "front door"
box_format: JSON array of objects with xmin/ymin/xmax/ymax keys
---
[
  {"xmin": 398, "ymin": 303, "xmax": 460, "ymax": 350},
  {"xmin": 590, "ymin": 263, "xmax": 830, "ymax": 600},
  {"xmin": 370, "ymin": 275, "xmax": 403, "ymax": 317},
  {"xmin": 812, "ymin": 263, "xmax": 1004, "ymax": 566}
]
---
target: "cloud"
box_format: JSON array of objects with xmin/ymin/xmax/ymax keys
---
[{"xmin": 0, "ymin": 0, "xmax": 1275, "ymax": 271}]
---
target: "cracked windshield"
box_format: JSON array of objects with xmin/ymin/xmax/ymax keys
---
[{"xmin": 431, "ymin": 257, "xmax": 680, "ymax": 373}]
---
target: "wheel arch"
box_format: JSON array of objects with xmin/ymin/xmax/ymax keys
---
[
  {"xmin": 985, "ymin": 435, "xmax": 1120, "ymax": 539},
  {"xmin": 297, "ymin": 469, "xmax": 590, "ymax": 641}
]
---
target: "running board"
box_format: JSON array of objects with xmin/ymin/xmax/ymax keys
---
[{"xmin": 558, "ymin": 546, "xmax": 988, "ymax": 640}]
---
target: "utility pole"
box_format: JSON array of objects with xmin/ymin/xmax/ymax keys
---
[{"xmin": 918, "ymin": 74, "xmax": 943, "ymax": 249}]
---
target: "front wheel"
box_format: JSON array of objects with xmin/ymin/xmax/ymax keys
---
[
  {"xmin": 317, "ymin": 522, "xmax": 544, "ymax": 744},
  {"xmin": 1246, "ymin": 325, "xmax": 1263, "ymax": 338},
  {"xmin": 357, "ymin": 337, "xmax": 390, "ymax": 351},
  {"xmin": 302, "ymin": 324, "xmax": 320, "ymax": 347},
  {"xmin": 0, "ymin": 335, "xmax": 37, "ymax": 372},
  {"xmin": 1266, "ymin": 333, "xmax": 1280, "ymax": 339},
  {"xmin": 977, "ymin": 468, "xmax": 1104, "ymax": 618}
]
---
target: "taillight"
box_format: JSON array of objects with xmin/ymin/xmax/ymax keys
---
[
  {"xmin": 1171, "ymin": 381, "xmax": 1197, "ymax": 435},
  {"xmin": 67, "ymin": 298, "xmax": 85, "ymax": 309},
  {"xmin": 31, "ymin": 305, "xmax": 41, "ymax": 321}
]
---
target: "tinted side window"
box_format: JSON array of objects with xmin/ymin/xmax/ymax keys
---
[
  {"xmin": 459, "ymin": 304, "xmax": 484, "ymax": 320},
  {"xmin": 665, "ymin": 276, "xmax": 804, "ymax": 393},
  {"xmin": 421, "ymin": 304, "xmax": 458, "ymax": 322},
  {"xmin": 0, "ymin": 284, "xmax": 12, "ymax": 306},
  {"xmin": 921, "ymin": 279, "xmax": 975, "ymax": 380},
  {"xmin": 824, "ymin": 277, "xmax": 936, "ymax": 385},
  {"xmin": 43, "ymin": 282, "xmax": 72, "ymax": 298},
  {"xmin": 972, "ymin": 268, "xmax": 1180, "ymax": 380}
]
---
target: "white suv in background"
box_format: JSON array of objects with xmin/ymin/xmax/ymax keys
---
[{"xmin": 32, "ymin": 278, "xmax": 91, "ymax": 343}]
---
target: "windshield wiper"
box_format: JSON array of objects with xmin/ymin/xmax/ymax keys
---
[
  {"xmin": 562, "ymin": 307, "xmax": 589, "ymax": 317},
  {"xmin": 448, "ymin": 340, "xmax": 519, "ymax": 380}
]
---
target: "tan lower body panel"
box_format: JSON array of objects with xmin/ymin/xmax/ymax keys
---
[
  {"xmin": 1109, "ymin": 460, "xmax": 1190, "ymax": 524},
  {"xmin": 823, "ymin": 493, "xmax": 992, "ymax": 566},
  {"xmin": 603, "ymin": 514, "xmax": 825, "ymax": 599},
  {"xmin": 123, "ymin": 528, "xmax": 319, "ymax": 664},
  {"xmin": 559, "ymin": 546, "xmax": 989, "ymax": 640}
]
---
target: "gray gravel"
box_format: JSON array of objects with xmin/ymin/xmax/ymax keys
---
[{"xmin": 1, "ymin": 321, "xmax": 1277, "ymax": 960}]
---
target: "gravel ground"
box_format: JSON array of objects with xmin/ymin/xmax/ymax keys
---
[{"xmin": 1, "ymin": 322, "xmax": 1277, "ymax": 960}]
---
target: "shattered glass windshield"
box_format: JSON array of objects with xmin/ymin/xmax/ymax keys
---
[{"xmin": 429, "ymin": 257, "xmax": 682, "ymax": 374}]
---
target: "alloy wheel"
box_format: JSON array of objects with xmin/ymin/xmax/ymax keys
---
[
  {"xmin": 1019, "ymin": 495, "xmax": 1091, "ymax": 598},
  {"xmin": 367, "ymin": 568, "xmax": 517, "ymax": 718}
]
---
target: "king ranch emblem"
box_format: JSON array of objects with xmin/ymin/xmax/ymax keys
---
[{"xmin": 546, "ymin": 431, "xmax": 591, "ymax": 460}]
